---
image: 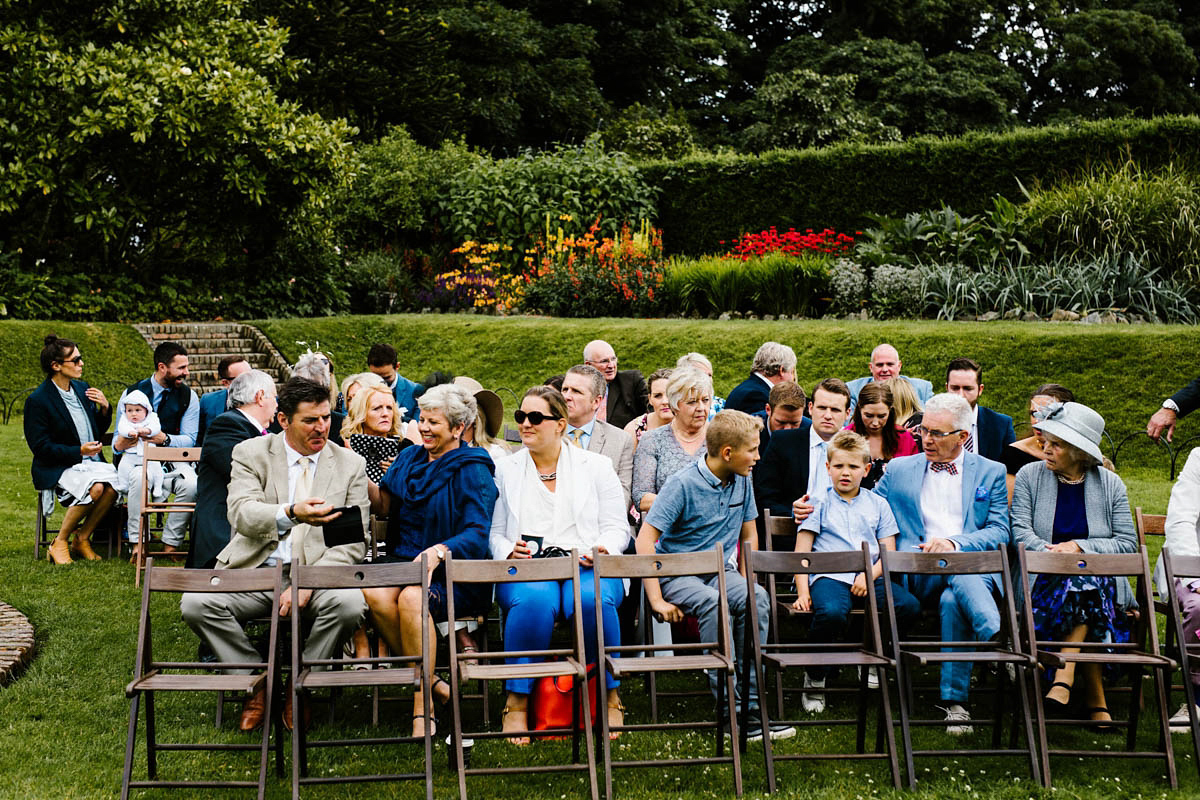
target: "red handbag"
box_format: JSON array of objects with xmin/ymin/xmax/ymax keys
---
[{"xmin": 530, "ymin": 663, "xmax": 598, "ymax": 735}]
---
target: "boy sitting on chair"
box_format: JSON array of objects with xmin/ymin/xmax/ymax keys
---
[
  {"xmin": 636, "ymin": 409, "xmax": 795, "ymax": 741},
  {"xmin": 791, "ymin": 431, "xmax": 920, "ymax": 713}
]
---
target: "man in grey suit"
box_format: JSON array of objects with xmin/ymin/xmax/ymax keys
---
[
  {"xmin": 562, "ymin": 364, "xmax": 634, "ymax": 508},
  {"xmin": 180, "ymin": 377, "xmax": 369, "ymax": 732}
]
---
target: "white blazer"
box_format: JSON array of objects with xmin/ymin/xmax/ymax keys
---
[
  {"xmin": 489, "ymin": 443, "xmax": 629, "ymax": 560},
  {"xmin": 1155, "ymin": 447, "xmax": 1200, "ymax": 595}
]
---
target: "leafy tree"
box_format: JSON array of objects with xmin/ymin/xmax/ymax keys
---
[
  {"xmin": 0, "ymin": 0, "xmax": 355, "ymax": 304},
  {"xmin": 599, "ymin": 104, "xmax": 696, "ymax": 160}
]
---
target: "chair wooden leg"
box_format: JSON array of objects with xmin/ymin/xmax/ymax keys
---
[
  {"xmin": 1028, "ymin": 659, "xmax": 1051, "ymax": 787},
  {"xmin": 758, "ymin": 668, "xmax": 776, "ymax": 795},
  {"xmin": 1013, "ymin": 663, "xmax": 1041, "ymax": 786},
  {"xmin": 291, "ymin": 687, "xmax": 302, "ymax": 800},
  {"xmin": 452, "ymin": 679, "xmax": 469, "ymax": 800},
  {"xmin": 257, "ymin": 678, "xmax": 274, "ymax": 800},
  {"xmin": 598, "ymin": 669, "xmax": 614, "ymax": 800},
  {"xmin": 896, "ymin": 661, "xmax": 917, "ymax": 789},
  {"xmin": 878, "ymin": 672, "xmax": 902, "ymax": 789},
  {"xmin": 1153, "ymin": 667, "xmax": 1179, "ymax": 788},
  {"xmin": 725, "ymin": 669, "xmax": 743, "ymax": 799},
  {"xmin": 144, "ymin": 690, "xmax": 157, "ymax": 779},
  {"xmin": 856, "ymin": 669, "xmax": 869, "ymax": 753},
  {"xmin": 121, "ymin": 692, "xmax": 141, "ymax": 800}
]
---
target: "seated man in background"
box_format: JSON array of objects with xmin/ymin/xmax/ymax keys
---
[
  {"xmin": 562, "ymin": 364, "xmax": 635, "ymax": 509},
  {"xmin": 726, "ymin": 341, "xmax": 797, "ymax": 414},
  {"xmin": 846, "ymin": 343, "xmax": 933, "ymax": 411},
  {"xmin": 584, "ymin": 339, "xmax": 648, "ymax": 430},
  {"xmin": 197, "ymin": 355, "xmax": 251, "ymax": 446},
  {"xmin": 367, "ymin": 342, "xmax": 422, "ymax": 423},
  {"xmin": 753, "ymin": 380, "xmax": 807, "ymax": 453},
  {"xmin": 181, "ymin": 377, "xmax": 369, "ymax": 733},
  {"xmin": 943, "ymin": 357, "xmax": 1016, "ymax": 463}
]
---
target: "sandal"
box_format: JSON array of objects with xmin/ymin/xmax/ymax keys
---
[
  {"xmin": 431, "ymin": 675, "xmax": 452, "ymax": 706},
  {"xmin": 502, "ymin": 706, "xmax": 530, "ymax": 746},
  {"xmin": 1085, "ymin": 706, "xmax": 1117, "ymax": 734},
  {"xmin": 607, "ymin": 701, "xmax": 625, "ymax": 741},
  {"xmin": 412, "ymin": 714, "xmax": 437, "ymax": 738},
  {"xmin": 1044, "ymin": 681, "xmax": 1072, "ymax": 717},
  {"xmin": 460, "ymin": 645, "xmax": 480, "ymax": 670}
]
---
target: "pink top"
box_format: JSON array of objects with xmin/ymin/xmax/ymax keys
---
[{"xmin": 843, "ymin": 423, "xmax": 920, "ymax": 458}]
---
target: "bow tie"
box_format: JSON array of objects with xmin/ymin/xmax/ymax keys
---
[{"xmin": 929, "ymin": 461, "xmax": 958, "ymax": 475}]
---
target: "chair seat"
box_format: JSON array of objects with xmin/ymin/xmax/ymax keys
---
[
  {"xmin": 765, "ymin": 650, "xmax": 892, "ymax": 669},
  {"xmin": 297, "ymin": 666, "xmax": 420, "ymax": 689},
  {"xmin": 126, "ymin": 670, "xmax": 265, "ymax": 696},
  {"xmin": 461, "ymin": 658, "xmax": 583, "ymax": 682},
  {"xmin": 900, "ymin": 649, "xmax": 1033, "ymax": 666},
  {"xmin": 607, "ymin": 653, "xmax": 732, "ymax": 676},
  {"xmin": 1036, "ymin": 650, "xmax": 1174, "ymax": 668}
]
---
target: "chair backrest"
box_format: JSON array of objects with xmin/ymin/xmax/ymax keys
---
[
  {"xmin": 144, "ymin": 445, "xmax": 203, "ymax": 465},
  {"xmin": 446, "ymin": 551, "xmax": 581, "ymax": 585},
  {"xmin": 1135, "ymin": 507, "xmax": 1166, "ymax": 549},
  {"xmin": 762, "ymin": 513, "xmax": 797, "ymax": 553},
  {"xmin": 1164, "ymin": 551, "xmax": 1200, "ymax": 583},
  {"xmin": 882, "ymin": 549, "xmax": 1007, "ymax": 576},
  {"xmin": 1021, "ymin": 549, "xmax": 1147, "ymax": 578},
  {"xmin": 292, "ymin": 560, "xmax": 424, "ymax": 591},
  {"xmin": 145, "ymin": 559, "xmax": 281, "ymax": 594},
  {"xmin": 749, "ymin": 546, "xmax": 870, "ymax": 578},
  {"xmin": 591, "ymin": 546, "xmax": 726, "ymax": 581}
]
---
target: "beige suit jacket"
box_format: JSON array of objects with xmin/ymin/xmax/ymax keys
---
[
  {"xmin": 218, "ymin": 434, "xmax": 369, "ymax": 570},
  {"xmin": 587, "ymin": 420, "xmax": 634, "ymax": 510}
]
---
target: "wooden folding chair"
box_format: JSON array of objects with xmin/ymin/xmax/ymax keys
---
[
  {"xmin": 121, "ymin": 559, "xmax": 284, "ymax": 800},
  {"xmin": 289, "ymin": 560, "xmax": 433, "ymax": 800},
  {"xmin": 880, "ymin": 548, "xmax": 1041, "ymax": 788},
  {"xmin": 1019, "ymin": 546, "xmax": 1177, "ymax": 788},
  {"xmin": 134, "ymin": 445, "xmax": 201, "ymax": 587},
  {"xmin": 1163, "ymin": 550, "xmax": 1200, "ymax": 780},
  {"xmin": 593, "ymin": 546, "xmax": 744, "ymax": 800},
  {"xmin": 445, "ymin": 551, "xmax": 599, "ymax": 800},
  {"xmin": 745, "ymin": 545, "xmax": 902, "ymax": 792}
]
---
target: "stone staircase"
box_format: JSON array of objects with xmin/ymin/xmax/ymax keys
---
[{"xmin": 132, "ymin": 323, "xmax": 292, "ymax": 396}]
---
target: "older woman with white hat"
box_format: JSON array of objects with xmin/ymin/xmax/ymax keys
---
[{"xmin": 1011, "ymin": 401, "xmax": 1136, "ymax": 730}]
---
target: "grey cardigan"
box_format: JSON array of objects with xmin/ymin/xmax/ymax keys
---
[{"xmin": 1011, "ymin": 460, "xmax": 1137, "ymax": 607}]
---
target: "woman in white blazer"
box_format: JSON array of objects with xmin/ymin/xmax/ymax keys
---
[
  {"xmin": 1155, "ymin": 446, "xmax": 1200, "ymax": 728},
  {"xmin": 489, "ymin": 386, "xmax": 629, "ymax": 744}
]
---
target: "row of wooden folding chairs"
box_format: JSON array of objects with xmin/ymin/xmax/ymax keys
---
[{"xmin": 745, "ymin": 543, "xmax": 1179, "ymax": 791}]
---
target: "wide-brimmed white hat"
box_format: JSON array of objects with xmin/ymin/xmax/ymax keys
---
[{"xmin": 1033, "ymin": 401, "xmax": 1105, "ymax": 464}]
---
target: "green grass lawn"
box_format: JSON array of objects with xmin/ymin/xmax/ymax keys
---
[{"xmin": 0, "ymin": 315, "xmax": 1197, "ymax": 798}]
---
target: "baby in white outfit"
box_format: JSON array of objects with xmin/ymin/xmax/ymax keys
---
[{"xmin": 116, "ymin": 390, "xmax": 164, "ymax": 497}]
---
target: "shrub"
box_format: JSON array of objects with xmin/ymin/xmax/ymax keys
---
[
  {"xmin": 343, "ymin": 250, "xmax": 423, "ymax": 314},
  {"xmin": 855, "ymin": 199, "xmax": 1030, "ymax": 268},
  {"xmin": 663, "ymin": 253, "xmax": 831, "ymax": 317},
  {"xmin": 600, "ymin": 104, "xmax": 696, "ymax": 161},
  {"xmin": 827, "ymin": 258, "xmax": 868, "ymax": 316},
  {"xmin": 723, "ymin": 227, "xmax": 856, "ymax": 260},
  {"xmin": 441, "ymin": 136, "xmax": 658, "ymax": 272},
  {"xmin": 1021, "ymin": 159, "xmax": 1200, "ymax": 281},
  {"xmin": 870, "ymin": 264, "xmax": 922, "ymax": 318},
  {"xmin": 519, "ymin": 220, "xmax": 666, "ymax": 318}
]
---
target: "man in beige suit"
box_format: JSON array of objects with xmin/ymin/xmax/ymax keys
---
[
  {"xmin": 181, "ymin": 378, "xmax": 369, "ymax": 732},
  {"xmin": 562, "ymin": 364, "xmax": 634, "ymax": 508}
]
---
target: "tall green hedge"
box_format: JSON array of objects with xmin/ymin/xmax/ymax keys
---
[{"xmin": 641, "ymin": 116, "xmax": 1200, "ymax": 255}]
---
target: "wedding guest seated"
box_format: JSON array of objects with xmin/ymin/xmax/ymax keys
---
[
  {"xmin": 726, "ymin": 341, "xmax": 798, "ymax": 414},
  {"xmin": 944, "ymin": 358, "xmax": 1016, "ymax": 462},
  {"xmin": 1003, "ymin": 384, "xmax": 1075, "ymax": 500},
  {"xmin": 623, "ymin": 368, "xmax": 674, "ymax": 450},
  {"xmin": 755, "ymin": 381, "xmax": 808, "ymax": 452},
  {"xmin": 632, "ymin": 367, "xmax": 713, "ymax": 514},
  {"xmin": 489, "ymin": 386, "xmax": 628, "ymax": 744},
  {"xmin": 845, "ymin": 383, "xmax": 919, "ymax": 490},
  {"xmin": 341, "ymin": 383, "xmax": 410, "ymax": 484},
  {"xmin": 454, "ymin": 376, "xmax": 510, "ymax": 461},
  {"xmin": 584, "ymin": 339, "xmax": 648, "ymax": 430},
  {"xmin": 1156, "ymin": 445, "xmax": 1200, "ymax": 731},
  {"xmin": 1011, "ymin": 401, "xmax": 1135, "ymax": 731},
  {"xmin": 563, "ymin": 364, "xmax": 635, "ymax": 508},
  {"xmin": 675, "ymin": 352, "xmax": 725, "ymax": 416},
  {"xmin": 367, "ymin": 342, "xmax": 422, "ymax": 423},
  {"xmin": 198, "ymin": 356, "xmax": 250, "ymax": 445},
  {"xmin": 363, "ymin": 383, "xmax": 498, "ymax": 738},
  {"xmin": 883, "ymin": 377, "xmax": 924, "ymax": 432},
  {"xmin": 24, "ymin": 334, "xmax": 118, "ymax": 564},
  {"xmin": 340, "ymin": 371, "xmax": 388, "ymax": 415},
  {"xmin": 846, "ymin": 343, "xmax": 933, "ymax": 411},
  {"xmin": 274, "ymin": 352, "xmax": 345, "ymax": 446}
]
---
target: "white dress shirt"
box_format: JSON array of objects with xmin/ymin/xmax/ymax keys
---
[
  {"xmin": 919, "ymin": 450, "xmax": 966, "ymax": 544},
  {"xmin": 806, "ymin": 426, "xmax": 831, "ymax": 498},
  {"xmin": 267, "ymin": 440, "xmax": 324, "ymax": 565}
]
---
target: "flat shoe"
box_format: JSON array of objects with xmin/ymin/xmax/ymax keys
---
[{"xmin": 1043, "ymin": 681, "xmax": 1072, "ymax": 718}]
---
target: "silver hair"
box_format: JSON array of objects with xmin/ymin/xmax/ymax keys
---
[
  {"xmin": 752, "ymin": 341, "xmax": 796, "ymax": 376},
  {"xmin": 418, "ymin": 383, "xmax": 477, "ymax": 430},
  {"xmin": 665, "ymin": 366, "xmax": 714, "ymax": 411},
  {"xmin": 293, "ymin": 352, "xmax": 332, "ymax": 388},
  {"xmin": 340, "ymin": 371, "xmax": 386, "ymax": 400},
  {"xmin": 566, "ymin": 364, "xmax": 606, "ymax": 399},
  {"xmin": 923, "ymin": 392, "xmax": 972, "ymax": 431},
  {"xmin": 583, "ymin": 339, "xmax": 614, "ymax": 362},
  {"xmin": 227, "ymin": 369, "xmax": 276, "ymax": 409},
  {"xmin": 675, "ymin": 352, "xmax": 713, "ymax": 373}
]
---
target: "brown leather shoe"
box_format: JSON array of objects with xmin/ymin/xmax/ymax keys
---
[
  {"xmin": 47, "ymin": 539, "xmax": 73, "ymax": 565},
  {"xmin": 283, "ymin": 681, "xmax": 310, "ymax": 733},
  {"xmin": 71, "ymin": 537, "xmax": 102, "ymax": 561},
  {"xmin": 239, "ymin": 687, "xmax": 267, "ymax": 732}
]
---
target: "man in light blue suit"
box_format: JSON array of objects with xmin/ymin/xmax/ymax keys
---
[
  {"xmin": 846, "ymin": 343, "xmax": 933, "ymax": 411},
  {"xmin": 197, "ymin": 356, "xmax": 251, "ymax": 446},
  {"xmin": 874, "ymin": 393, "xmax": 1010, "ymax": 735}
]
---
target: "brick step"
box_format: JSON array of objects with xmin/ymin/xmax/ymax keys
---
[
  {"xmin": 160, "ymin": 338, "xmax": 258, "ymax": 352},
  {"xmin": 186, "ymin": 352, "xmax": 273, "ymax": 368},
  {"xmin": 138, "ymin": 323, "xmax": 244, "ymax": 335}
]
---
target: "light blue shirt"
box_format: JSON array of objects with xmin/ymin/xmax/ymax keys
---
[
  {"xmin": 57, "ymin": 385, "xmax": 100, "ymax": 461},
  {"xmin": 800, "ymin": 485, "xmax": 898, "ymax": 585},
  {"xmin": 646, "ymin": 458, "xmax": 757, "ymax": 568},
  {"xmin": 566, "ymin": 418, "xmax": 597, "ymax": 450}
]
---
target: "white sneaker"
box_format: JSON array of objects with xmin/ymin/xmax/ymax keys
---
[
  {"xmin": 801, "ymin": 673, "xmax": 826, "ymax": 713},
  {"xmin": 861, "ymin": 667, "xmax": 879, "ymax": 690},
  {"xmin": 1170, "ymin": 703, "xmax": 1196, "ymax": 733},
  {"xmin": 942, "ymin": 704, "xmax": 973, "ymax": 736}
]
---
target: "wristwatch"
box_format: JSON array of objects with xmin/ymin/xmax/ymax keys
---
[
  {"xmin": 433, "ymin": 545, "xmax": 447, "ymax": 561},
  {"xmin": 1163, "ymin": 399, "xmax": 1181, "ymax": 414}
]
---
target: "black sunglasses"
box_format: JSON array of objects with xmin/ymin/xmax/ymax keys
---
[
  {"xmin": 58, "ymin": 355, "xmax": 84, "ymax": 365},
  {"xmin": 514, "ymin": 409, "xmax": 561, "ymax": 426}
]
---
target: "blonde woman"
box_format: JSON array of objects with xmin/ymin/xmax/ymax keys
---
[{"xmin": 882, "ymin": 377, "xmax": 923, "ymax": 431}]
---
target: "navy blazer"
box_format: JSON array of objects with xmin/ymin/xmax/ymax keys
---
[
  {"xmin": 24, "ymin": 378, "xmax": 113, "ymax": 490},
  {"xmin": 197, "ymin": 389, "xmax": 228, "ymax": 447},
  {"xmin": 974, "ymin": 404, "xmax": 1016, "ymax": 463},
  {"xmin": 189, "ymin": 410, "xmax": 264, "ymax": 568},
  {"xmin": 726, "ymin": 374, "xmax": 770, "ymax": 415},
  {"xmin": 752, "ymin": 419, "xmax": 813, "ymax": 518},
  {"xmin": 873, "ymin": 452, "xmax": 1010, "ymax": 554}
]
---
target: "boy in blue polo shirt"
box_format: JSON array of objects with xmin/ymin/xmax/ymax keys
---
[
  {"xmin": 637, "ymin": 409, "xmax": 795, "ymax": 741},
  {"xmin": 792, "ymin": 430, "xmax": 919, "ymax": 712}
]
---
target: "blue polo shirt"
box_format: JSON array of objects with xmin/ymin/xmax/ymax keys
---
[
  {"xmin": 800, "ymin": 485, "xmax": 898, "ymax": 585},
  {"xmin": 645, "ymin": 458, "xmax": 757, "ymax": 567}
]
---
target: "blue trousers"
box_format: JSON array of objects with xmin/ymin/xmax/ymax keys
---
[
  {"xmin": 496, "ymin": 567, "xmax": 624, "ymax": 695},
  {"xmin": 909, "ymin": 572, "xmax": 1003, "ymax": 704},
  {"xmin": 807, "ymin": 575, "xmax": 920, "ymax": 679}
]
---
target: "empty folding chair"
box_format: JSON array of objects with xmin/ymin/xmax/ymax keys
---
[
  {"xmin": 880, "ymin": 548, "xmax": 1041, "ymax": 788},
  {"xmin": 593, "ymin": 546, "xmax": 744, "ymax": 799},
  {"xmin": 1019, "ymin": 546, "xmax": 1177, "ymax": 788},
  {"xmin": 121, "ymin": 559, "xmax": 284, "ymax": 800},
  {"xmin": 745, "ymin": 544, "xmax": 902, "ymax": 792},
  {"xmin": 289, "ymin": 560, "xmax": 433, "ymax": 800}
]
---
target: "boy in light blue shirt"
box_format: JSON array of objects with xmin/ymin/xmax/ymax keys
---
[{"xmin": 792, "ymin": 431, "xmax": 919, "ymax": 712}]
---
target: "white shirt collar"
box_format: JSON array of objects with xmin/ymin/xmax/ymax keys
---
[
  {"xmin": 282, "ymin": 437, "xmax": 322, "ymax": 469},
  {"xmin": 754, "ymin": 371, "xmax": 773, "ymax": 388},
  {"xmin": 237, "ymin": 408, "xmax": 266, "ymax": 433}
]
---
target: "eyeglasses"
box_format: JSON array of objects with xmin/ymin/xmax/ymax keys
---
[
  {"xmin": 587, "ymin": 357, "xmax": 617, "ymax": 366},
  {"xmin": 58, "ymin": 355, "xmax": 84, "ymax": 365},
  {"xmin": 514, "ymin": 409, "xmax": 561, "ymax": 426},
  {"xmin": 916, "ymin": 426, "xmax": 963, "ymax": 441}
]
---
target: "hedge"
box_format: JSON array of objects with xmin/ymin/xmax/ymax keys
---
[{"xmin": 641, "ymin": 116, "xmax": 1200, "ymax": 255}]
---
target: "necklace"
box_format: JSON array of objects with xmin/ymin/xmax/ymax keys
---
[
  {"xmin": 537, "ymin": 471, "xmax": 557, "ymax": 482},
  {"xmin": 1055, "ymin": 472, "xmax": 1085, "ymax": 485},
  {"xmin": 672, "ymin": 423, "xmax": 705, "ymax": 444}
]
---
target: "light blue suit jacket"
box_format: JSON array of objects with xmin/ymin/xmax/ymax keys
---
[
  {"xmin": 846, "ymin": 375, "xmax": 934, "ymax": 410},
  {"xmin": 873, "ymin": 452, "xmax": 1010, "ymax": 554}
]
